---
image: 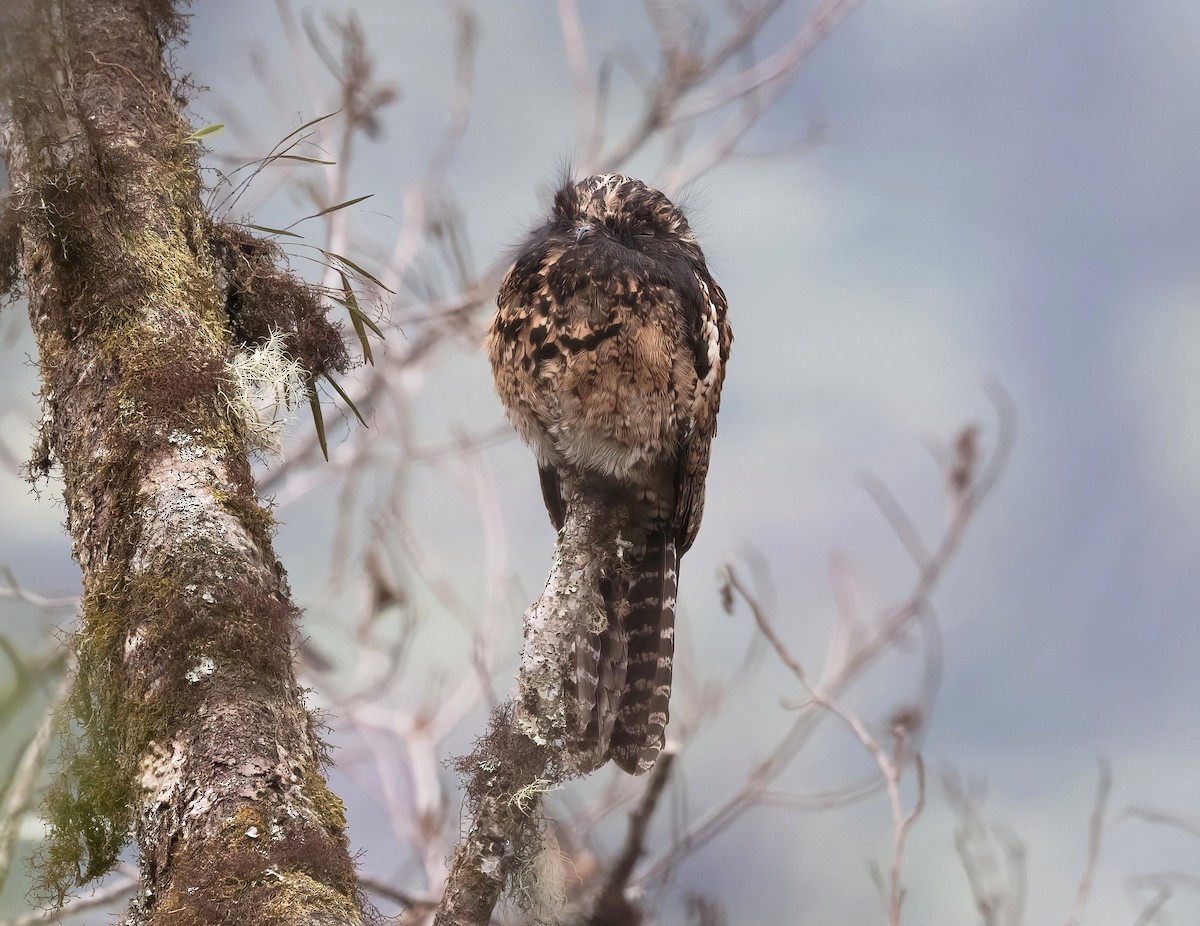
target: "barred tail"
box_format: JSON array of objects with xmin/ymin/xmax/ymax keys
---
[{"xmin": 609, "ymin": 532, "xmax": 677, "ymax": 775}]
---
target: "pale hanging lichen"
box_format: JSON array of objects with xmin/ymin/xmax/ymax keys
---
[
  {"xmin": 505, "ymin": 824, "xmax": 568, "ymax": 925},
  {"xmin": 222, "ymin": 330, "xmax": 307, "ymax": 456}
]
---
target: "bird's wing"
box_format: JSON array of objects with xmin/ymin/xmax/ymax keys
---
[{"xmin": 673, "ymin": 267, "xmax": 732, "ymax": 554}]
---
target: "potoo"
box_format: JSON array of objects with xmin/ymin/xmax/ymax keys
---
[{"xmin": 488, "ymin": 174, "xmax": 732, "ymax": 774}]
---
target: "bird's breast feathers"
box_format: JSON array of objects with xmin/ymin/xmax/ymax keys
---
[{"xmin": 488, "ymin": 174, "xmax": 730, "ymax": 486}]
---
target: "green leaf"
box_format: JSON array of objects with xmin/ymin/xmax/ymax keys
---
[
  {"xmin": 247, "ymin": 224, "xmax": 304, "ymax": 238},
  {"xmin": 329, "ymin": 295, "xmax": 385, "ymax": 338},
  {"xmin": 278, "ymin": 110, "xmax": 341, "ymax": 147},
  {"xmin": 300, "ymin": 194, "xmax": 374, "ymax": 223},
  {"xmin": 323, "ymin": 251, "xmax": 394, "ymax": 293},
  {"xmin": 186, "ymin": 123, "xmax": 225, "ymax": 141},
  {"xmin": 277, "ymin": 155, "xmax": 337, "ymax": 165},
  {"xmin": 325, "ymin": 375, "xmax": 369, "ymax": 428},
  {"xmin": 307, "ymin": 382, "xmax": 329, "ymax": 462},
  {"xmin": 339, "ymin": 271, "xmax": 374, "ymax": 365}
]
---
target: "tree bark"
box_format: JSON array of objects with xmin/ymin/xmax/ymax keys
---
[{"xmin": 0, "ymin": 2, "xmax": 367, "ymax": 923}]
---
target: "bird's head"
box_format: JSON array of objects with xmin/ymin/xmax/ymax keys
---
[{"xmin": 551, "ymin": 174, "xmax": 697, "ymax": 253}]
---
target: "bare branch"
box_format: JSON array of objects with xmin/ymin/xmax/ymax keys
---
[
  {"xmin": 1131, "ymin": 888, "xmax": 1172, "ymax": 926},
  {"xmin": 435, "ymin": 472, "xmax": 638, "ymax": 925},
  {"xmin": 0, "ymin": 567, "xmax": 79, "ymax": 610},
  {"xmin": 945, "ymin": 772, "xmax": 1028, "ymax": 926},
  {"xmin": 0, "ymin": 669, "xmax": 72, "ymax": 893},
  {"xmin": 675, "ymin": 0, "xmax": 865, "ymax": 121},
  {"xmin": 1065, "ymin": 757, "xmax": 1113, "ymax": 926},
  {"xmin": 1126, "ymin": 872, "xmax": 1200, "ymax": 894},
  {"xmin": 722, "ymin": 564, "xmax": 805, "ymax": 684},
  {"xmin": 807, "ymin": 694, "xmax": 925, "ymax": 926},
  {"xmin": 1126, "ymin": 805, "xmax": 1200, "ymax": 841},
  {"xmin": 556, "ymin": 0, "xmax": 597, "ymax": 164},
  {"xmin": 860, "ymin": 477, "xmax": 933, "ymax": 569},
  {"xmin": 358, "ymin": 876, "xmax": 440, "ymax": 915},
  {"xmin": 756, "ymin": 775, "xmax": 884, "ymax": 811},
  {"xmin": 642, "ymin": 401, "xmax": 1013, "ymax": 884},
  {"xmin": 589, "ymin": 750, "xmax": 677, "ymax": 924},
  {"xmin": 0, "ymin": 874, "xmax": 136, "ymax": 926}
]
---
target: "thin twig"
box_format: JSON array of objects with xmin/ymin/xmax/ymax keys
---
[
  {"xmin": 358, "ymin": 876, "xmax": 440, "ymax": 913},
  {"xmin": 1126, "ymin": 871, "xmax": 1200, "ymax": 893},
  {"xmin": 0, "ymin": 567, "xmax": 79, "ymax": 609},
  {"xmin": 0, "ymin": 874, "xmax": 135, "ymax": 926},
  {"xmin": 808, "ymin": 695, "xmax": 924, "ymax": 926},
  {"xmin": 1131, "ymin": 887, "xmax": 1171, "ymax": 926},
  {"xmin": 1065, "ymin": 757, "xmax": 1112, "ymax": 926},
  {"xmin": 591, "ymin": 750, "xmax": 677, "ymax": 921},
  {"xmin": 0, "ymin": 668, "xmax": 73, "ymax": 893},
  {"xmin": 945, "ymin": 772, "xmax": 1025, "ymax": 926},
  {"xmin": 674, "ymin": 0, "xmax": 866, "ymax": 121},
  {"xmin": 641, "ymin": 399, "xmax": 1013, "ymax": 885},
  {"xmin": 756, "ymin": 775, "xmax": 884, "ymax": 810},
  {"xmin": 555, "ymin": 0, "xmax": 594, "ymax": 161},
  {"xmin": 723, "ymin": 565, "xmax": 804, "ymax": 683},
  {"xmin": 1126, "ymin": 805, "xmax": 1200, "ymax": 841}
]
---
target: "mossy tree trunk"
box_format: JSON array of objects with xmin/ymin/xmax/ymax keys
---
[{"xmin": 0, "ymin": 1, "xmax": 368, "ymax": 923}]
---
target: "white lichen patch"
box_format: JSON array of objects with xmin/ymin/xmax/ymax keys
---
[
  {"xmin": 507, "ymin": 778, "xmax": 558, "ymax": 815},
  {"xmin": 168, "ymin": 429, "xmax": 209, "ymax": 462},
  {"xmin": 516, "ymin": 713, "xmax": 555, "ymax": 747},
  {"xmin": 222, "ymin": 330, "xmax": 306, "ymax": 457},
  {"xmin": 124, "ymin": 628, "xmax": 144, "ymax": 658},
  {"xmin": 139, "ymin": 739, "xmax": 186, "ymax": 806},
  {"xmin": 131, "ymin": 448, "xmax": 263, "ymax": 575},
  {"xmin": 185, "ymin": 655, "xmax": 215, "ymax": 683},
  {"xmin": 170, "ymin": 488, "xmax": 211, "ymax": 520},
  {"xmin": 186, "ymin": 790, "xmax": 215, "ymax": 820}
]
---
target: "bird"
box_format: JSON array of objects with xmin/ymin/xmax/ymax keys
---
[{"xmin": 487, "ymin": 173, "xmax": 732, "ymax": 774}]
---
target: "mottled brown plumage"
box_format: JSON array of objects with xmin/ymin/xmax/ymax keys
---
[{"xmin": 488, "ymin": 174, "xmax": 732, "ymax": 774}]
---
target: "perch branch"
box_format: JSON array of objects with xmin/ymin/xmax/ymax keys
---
[{"xmin": 434, "ymin": 473, "xmax": 633, "ymax": 926}]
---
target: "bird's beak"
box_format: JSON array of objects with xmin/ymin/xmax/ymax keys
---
[{"xmin": 574, "ymin": 222, "xmax": 593, "ymax": 243}]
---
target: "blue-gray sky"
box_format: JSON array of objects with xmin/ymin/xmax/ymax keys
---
[{"xmin": 2, "ymin": 1, "xmax": 1198, "ymax": 922}]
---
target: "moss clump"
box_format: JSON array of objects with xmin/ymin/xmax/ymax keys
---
[
  {"xmin": 148, "ymin": 801, "xmax": 367, "ymax": 926},
  {"xmin": 450, "ymin": 703, "xmax": 563, "ymax": 905},
  {"xmin": 151, "ymin": 833, "xmax": 281, "ymax": 925},
  {"xmin": 301, "ymin": 765, "xmax": 348, "ymax": 839},
  {"xmin": 32, "ymin": 570, "xmax": 169, "ymax": 903},
  {"xmin": 212, "ymin": 484, "xmax": 277, "ymax": 549},
  {"xmin": 0, "ymin": 195, "xmax": 20, "ymax": 301},
  {"xmin": 260, "ymin": 873, "xmax": 363, "ymax": 923},
  {"xmin": 32, "ymin": 567, "xmax": 299, "ymax": 903},
  {"xmin": 18, "ymin": 167, "xmax": 113, "ymax": 333},
  {"xmin": 115, "ymin": 314, "xmax": 228, "ymax": 430},
  {"xmin": 32, "ymin": 705, "xmax": 134, "ymax": 902},
  {"xmin": 210, "ymin": 223, "xmax": 350, "ymax": 381},
  {"xmin": 267, "ymin": 825, "xmax": 355, "ymax": 895}
]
